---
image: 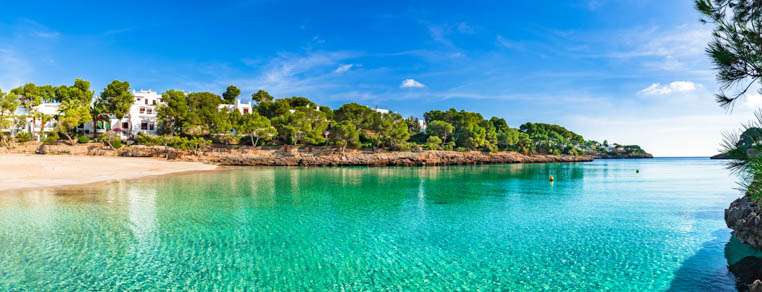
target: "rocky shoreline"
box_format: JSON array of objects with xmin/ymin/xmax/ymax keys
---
[{"xmin": 0, "ymin": 142, "xmax": 594, "ymax": 166}]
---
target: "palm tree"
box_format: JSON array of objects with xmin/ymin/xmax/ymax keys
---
[{"xmin": 89, "ymin": 100, "xmax": 109, "ymax": 139}]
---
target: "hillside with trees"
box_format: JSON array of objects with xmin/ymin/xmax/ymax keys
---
[{"xmin": 0, "ymin": 81, "xmax": 649, "ymax": 157}]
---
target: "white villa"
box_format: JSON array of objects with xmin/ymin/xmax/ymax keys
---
[
  {"xmin": 6, "ymin": 89, "xmax": 255, "ymax": 141},
  {"xmin": 76, "ymin": 89, "xmax": 163, "ymax": 139},
  {"xmin": 218, "ymin": 98, "xmax": 253, "ymax": 115},
  {"xmin": 8, "ymin": 102, "xmax": 61, "ymax": 135}
]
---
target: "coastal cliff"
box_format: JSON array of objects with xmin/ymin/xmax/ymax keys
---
[{"xmin": 0, "ymin": 143, "xmax": 593, "ymax": 166}]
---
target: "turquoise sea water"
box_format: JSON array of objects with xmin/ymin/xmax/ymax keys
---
[{"xmin": 0, "ymin": 158, "xmax": 757, "ymax": 290}]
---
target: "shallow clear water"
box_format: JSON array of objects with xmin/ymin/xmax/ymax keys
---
[{"xmin": 0, "ymin": 158, "xmax": 756, "ymax": 290}]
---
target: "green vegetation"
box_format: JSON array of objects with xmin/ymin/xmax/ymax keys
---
[
  {"xmin": 697, "ymin": 0, "xmax": 762, "ymax": 199},
  {"xmin": 0, "ymin": 81, "xmax": 646, "ymax": 155}
]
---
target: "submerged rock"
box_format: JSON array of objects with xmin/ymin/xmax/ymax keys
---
[{"xmin": 729, "ymin": 256, "xmax": 762, "ymax": 292}]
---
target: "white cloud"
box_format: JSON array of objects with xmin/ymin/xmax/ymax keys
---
[
  {"xmin": 638, "ymin": 81, "xmax": 697, "ymax": 95},
  {"xmin": 400, "ymin": 78, "xmax": 425, "ymax": 88},
  {"xmin": 334, "ymin": 64, "xmax": 353, "ymax": 73},
  {"xmin": 743, "ymin": 92, "xmax": 762, "ymax": 110}
]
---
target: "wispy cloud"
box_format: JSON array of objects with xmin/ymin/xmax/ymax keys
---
[
  {"xmin": 32, "ymin": 31, "xmax": 60, "ymax": 38},
  {"xmin": 19, "ymin": 18, "xmax": 60, "ymax": 39},
  {"xmin": 496, "ymin": 35, "xmax": 523, "ymax": 50},
  {"xmin": 605, "ymin": 25, "xmax": 711, "ymax": 59},
  {"xmin": 334, "ymin": 64, "xmax": 354, "ymax": 73},
  {"xmin": 104, "ymin": 27, "xmax": 136, "ymax": 36},
  {"xmin": 638, "ymin": 81, "xmax": 697, "ymax": 96},
  {"xmin": 223, "ymin": 50, "xmax": 360, "ymax": 97},
  {"xmin": 457, "ymin": 22, "xmax": 475, "ymax": 34},
  {"xmin": 587, "ymin": 0, "xmax": 604, "ymax": 10},
  {"xmin": 400, "ymin": 78, "xmax": 425, "ymax": 88},
  {"xmin": 0, "ymin": 48, "xmax": 32, "ymax": 90}
]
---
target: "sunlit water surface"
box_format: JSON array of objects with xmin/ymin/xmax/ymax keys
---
[{"xmin": 0, "ymin": 158, "xmax": 756, "ymax": 290}]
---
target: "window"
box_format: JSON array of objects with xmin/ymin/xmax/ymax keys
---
[
  {"xmin": 147, "ymin": 108, "xmax": 152, "ymax": 114},
  {"xmin": 243, "ymin": 109, "xmax": 249, "ymax": 114},
  {"xmin": 152, "ymin": 100, "xmax": 156, "ymax": 105},
  {"xmin": 139, "ymin": 107, "xmax": 145, "ymax": 114},
  {"xmin": 122, "ymin": 122, "xmax": 129, "ymax": 130},
  {"xmin": 144, "ymin": 99, "xmax": 148, "ymax": 105},
  {"xmin": 141, "ymin": 122, "xmax": 148, "ymax": 130},
  {"xmin": 149, "ymin": 123, "xmax": 155, "ymax": 131}
]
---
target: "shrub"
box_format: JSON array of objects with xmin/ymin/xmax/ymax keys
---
[
  {"xmin": 43, "ymin": 135, "xmax": 59, "ymax": 145},
  {"xmin": 135, "ymin": 132, "xmax": 210, "ymax": 150},
  {"xmin": 77, "ymin": 136, "xmax": 90, "ymax": 144},
  {"xmin": 212, "ymin": 134, "xmax": 240, "ymax": 145},
  {"xmin": 456, "ymin": 147, "xmax": 468, "ymax": 152},
  {"xmin": 135, "ymin": 132, "xmax": 158, "ymax": 146},
  {"xmin": 481, "ymin": 143, "xmax": 498, "ymax": 153},
  {"xmin": 443, "ymin": 141, "xmax": 456, "ymax": 151},
  {"xmin": 15, "ymin": 132, "xmax": 31, "ymax": 142},
  {"xmin": 102, "ymin": 131, "xmax": 122, "ymax": 149}
]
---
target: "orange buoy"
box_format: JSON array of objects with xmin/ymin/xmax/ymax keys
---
[{"xmin": 549, "ymin": 175, "xmax": 554, "ymax": 182}]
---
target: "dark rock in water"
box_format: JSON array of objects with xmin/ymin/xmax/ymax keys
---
[
  {"xmin": 752, "ymin": 280, "xmax": 762, "ymax": 292},
  {"xmin": 726, "ymin": 196, "xmax": 762, "ymax": 249},
  {"xmin": 711, "ymin": 152, "xmax": 731, "ymax": 159},
  {"xmin": 729, "ymin": 256, "xmax": 762, "ymax": 292}
]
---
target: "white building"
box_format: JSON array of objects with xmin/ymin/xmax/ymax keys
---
[
  {"xmin": 373, "ymin": 106, "xmax": 390, "ymax": 114},
  {"xmin": 7, "ymin": 89, "xmax": 258, "ymax": 141},
  {"xmin": 79, "ymin": 89, "xmax": 163, "ymax": 139},
  {"xmin": 218, "ymin": 98, "xmax": 253, "ymax": 115},
  {"xmin": 6, "ymin": 103, "xmax": 61, "ymax": 138}
]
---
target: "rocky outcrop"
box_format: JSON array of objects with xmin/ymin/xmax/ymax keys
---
[
  {"xmin": 726, "ymin": 196, "xmax": 762, "ymax": 249},
  {"xmin": 592, "ymin": 153, "xmax": 654, "ymax": 159},
  {"xmin": 0, "ymin": 143, "xmax": 594, "ymax": 166},
  {"xmin": 711, "ymin": 152, "xmax": 731, "ymax": 159}
]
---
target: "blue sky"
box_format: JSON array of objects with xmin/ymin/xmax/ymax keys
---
[{"xmin": 0, "ymin": 0, "xmax": 756, "ymax": 156}]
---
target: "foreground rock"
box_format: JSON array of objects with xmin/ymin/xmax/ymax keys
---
[
  {"xmin": 726, "ymin": 195, "xmax": 762, "ymax": 249},
  {"xmin": 1, "ymin": 142, "xmax": 593, "ymax": 166}
]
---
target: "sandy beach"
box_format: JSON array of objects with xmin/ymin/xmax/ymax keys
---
[{"xmin": 0, "ymin": 154, "xmax": 218, "ymax": 192}]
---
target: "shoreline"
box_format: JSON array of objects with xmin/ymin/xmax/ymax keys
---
[
  {"xmin": 3, "ymin": 143, "xmax": 595, "ymax": 166},
  {"xmin": 0, "ymin": 154, "xmax": 218, "ymax": 193},
  {"xmin": 0, "ymin": 143, "xmax": 658, "ymax": 192}
]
